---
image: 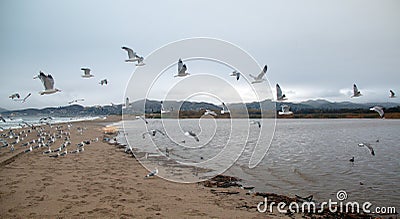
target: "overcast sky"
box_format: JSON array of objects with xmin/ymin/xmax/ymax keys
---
[{"xmin": 1, "ymin": 0, "xmax": 399, "ymax": 110}]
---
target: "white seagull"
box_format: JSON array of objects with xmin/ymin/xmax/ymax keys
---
[
  {"xmin": 99, "ymin": 79, "xmax": 108, "ymax": 85},
  {"xmin": 9, "ymin": 93, "xmax": 20, "ymax": 100},
  {"xmin": 351, "ymin": 84, "xmax": 362, "ymax": 98},
  {"xmin": 174, "ymin": 59, "xmax": 190, "ymax": 77},
  {"xmin": 370, "ymin": 106, "xmax": 384, "ymax": 118},
  {"xmin": 204, "ymin": 109, "xmax": 217, "ymax": 117},
  {"xmin": 136, "ymin": 115, "xmax": 148, "ymax": 124},
  {"xmin": 251, "ymin": 120, "xmax": 261, "ymax": 128},
  {"xmin": 276, "ymin": 84, "xmax": 287, "ymax": 101},
  {"xmin": 250, "ymin": 65, "xmax": 267, "ymax": 84},
  {"xmin": 160, "ymin": 101, "xmax": 170, "ymax": 114},
  {"xmin": 142, "ymin": 129, "xmax": 165, "ymax": 138},
  {"xmin": 121, "ymin": 46, "xmax": 145, "ymax": 66},
  {"xmin": 230, "ymin": 70, "xmax": 241, "ymax": 81},
  {"xmin": 35, "ymin": 71, "xmax": 61, "ymax": 95},
  {"xmin": 358, "ymin": 143, "xmax": 375, "ymax": 156},
  {"xmin": 221, "ymin": 102, "xmax": 230, "ymax": 114},
  {"xmin": 278, "ymin": 105, "xmax": 293, "ymax": 115},
  {"xmin": 81, "ymin": 68, "xmax": 94, "ymax": 78},
  {"xmin": 68, "ymin": 98, "xmax": 85, "ymax": 104},
  {"xmin": 184, "ymin": 131, "xmax": 199, "ymax": 142},
  {"xmin": 0, "ymin": 116, "xmax": 6, "ymax": 123},
  {"xmin": 145, "ymin": 168, "xmax": 158, "ymax": 178},
  {"xmin": 389, "ymin": 90, "xmax": 396, "ymax": 98}
]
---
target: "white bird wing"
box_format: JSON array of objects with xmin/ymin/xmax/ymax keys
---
[
  {"xmin": 276, "ymin": 84, "xmax": 283, "ymax": 99},
  {"xmin": 81, "ymin": 68, "xmax": 91, "ymax": 76},
  {"xmin": 370, "ymin": 106, "xmax": 384, "ymax": 117},
  {"xmin": 282, "ymin": 105, "xmax": 290, "ymax": 112},
  {"xmin": 353, "ymin": 84, "xmax": 359, "ymax": 95},
  {"xmin": 178, "ymin": 64, "xmax": 187, "ymax": 75},
  {"xmin": 40, "ymin": 72, "xmax": 54, "ymax": 90},
  {"xmin": 255, "ymin": 65, "xmax": 268, "ymax": 80},
  {"xmin": 122, "ymin": 46, "xmax": 135, "ymax": 59},
  {"xmin": 22, "ymin": 93, "xmax": 31, "ymax": 102}
]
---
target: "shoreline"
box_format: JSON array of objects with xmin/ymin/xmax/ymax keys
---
[{"xmin": 0, "ymin": 116, "xmax": 396, "ymax": 218}]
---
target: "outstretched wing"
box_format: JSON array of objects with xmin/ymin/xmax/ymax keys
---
[
  {"xmin": 276, "ymin": 84, "xmax": 283, "ymax": 99},
  {"xmin": 45, "ymin": 74, "xmax": 55, "ymax": 90},
  {"xmin": 353, "ymin": 84, "xmax": 359, "ymax": 94},
  {"xmin": 256, "ymin": 65, "xmax": 268, "ymax": 80},
  {"xmin": 178, "ymin": 59, "xmax": 183, "ymax": 72},
  {"xmin": 22, "ymin": 93, "xmax": 31, "ymax": 102},
  {"xmin": 390, "ymin": 90, "xmax": 395, "ymax": 97},
  {"xmin": 122, "ymin": 46, "xmax": 135, "ymax": 59},
  {"xmin": 155, "ymin": 129, "xmax": 166, "ymax": 136},
  {"xmin": 81, "ymin": 68, "xmax": 91, "ymax": 76}
]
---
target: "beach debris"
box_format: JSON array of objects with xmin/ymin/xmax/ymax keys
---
[
  {"xmin": 230, "ymin": 70, "xmax": 240, "ymax": 81},
  {"xmin": 250, "ymin": 65, "xmax": 267, "ymax": 84},
  {"xmin": 202, "ymin": 175, "xmax": 241, "ymax": 188}
]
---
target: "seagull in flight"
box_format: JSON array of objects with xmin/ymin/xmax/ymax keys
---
[
  {"xmin": 230, "ymin": 70, "xmax": 241, "ymax": 81},
  {"xmin": 99, "ymin": 79, "xmax": 108, "ymax": 85},
  {"xmin": 278, "ymin": 105, "xmax": 293, "ymax": 115},
  {"xmin": 276, "ymin": 84, "xmax": 287, "ymax": 101},
  {"xmin": 204, "ymin": 109, "xmax": 217, "ymax": 117},
  {"xmin": 358, "ymin": 143, "xmax": 375, "ymax": 156},
  {"xmin": 21, "ymin": 93, "xmax": 31, "ymax": 103},
  {"xmin": 9, "ymin": 93, "xmax": 20, "ymax": 100},
  {"xmin": 250, "ymin": 65, "xmax": 267, "ymax": 84},
  {"xmin": 81, "ymin": 68, "xmax": 94, "ymax": 78},
  {"xmin": 174, "ymin": 59, "xmax": 190, "ymax": 77},
  {"xmin": 389, "ymin": 90, "xmax": 396, "ymax": 98},
  {"xmin": 221, "ymin": 102, "xmax": 230, "ymax": 114},
  {"xmin": 251, "ymin": 120, "xmax": 261, "ymax": 128},
  {"xmin": 121, "ymin": 46, "xmax": 145, "ymax": 66},
  {"xmin": 184, "ymin": 131, "xmax": 199, "ymax": 142},
  {"xmin": 68, "ymin": 98, "xmax": 85, "ymax": 104},
  {"xmin": 35, "ymin": 71, "xmax": 61, "ymax": 95},
  {"xmin": 136, "ymin": 115, "xmax": 148, "ymax": 124},
  {"xmin": 0, "ymin": 116, "xmax": 6, "ymax": 123},
  {"xmin": 145, "ymin": 168, "xmax": 158, "ymax": 178},
  {"xmin": 370, "ymin": 106, "xmax": 384, "ymax": 118},
  {"xmin": 160, "ymin": 101, "xmax": 170, "ymax": 114},
  {"xmin": 351, "ymin": 84, "xmax": 362, "ymax": 98},
  {"xmin": 142, "ymin": 129, "xmax": 165, "ymax": 138}
]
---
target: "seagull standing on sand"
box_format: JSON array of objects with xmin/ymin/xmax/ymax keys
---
[
  {"xmin": 276, "ymin": 84, "xmax": 287, "ymax": 101},
  {"xmin": 9, "ymin": 93, "xmax": 20, "ymax": 100},
  {"xmin": 230, "ymin": 70, "xmax": 241, "ymax": 81},
  {"xmin": 389, "ymin": 90, "xmax": 396, "ymax": 98},
  {"xmin": 174, "ymin": 59, "xmax": 190, "ymax": 77},
  {"xmin": 370, "ymin": 106, "xmax": 384, "ymax": 118},
  {"xmin": 351, "ymin": 84, "xmax": 362, "ymax": 98},
  {"xmin": 35, "ymin": 71, "xmax": 61, "ymax": 95},
  {"xmin": 185, "ymin": 131, "xmax": 199, "ymax": 142},
  {"xmin": 121, "ymin": 46, "xmax": 145, "ymax": 66},
  {"xmin": 99, "ymin": 79, "xmax": 108, "ymax": 85},
  {"xmin": 142, "ymin": 129, "xmax": 165, "ymax": 138},
  {"xmin": 145, "ymin": 168, "xmax": 158, "ymax": 178},
  {"xmin": 250, "ymin": 65, "xmax": 267, "ymax": 84},
  {"xmin": 358, "ymin": 143, "xmax": 375, "ymax": 156},
  {"xmin": 81, "ymin": 68, "xmax": 94, "ymax": 78}
]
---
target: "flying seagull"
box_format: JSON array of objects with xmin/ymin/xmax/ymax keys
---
[
  {"xmin": 68, "ymin": 98, "xmax": 85, "ymax": 104},
  {"xmin": 0, "ymin": 116, "xmax": 6, "ymax": 123},
  {"xmin": 204, "ymin": 109, "xmax": 217, "ymax": 117},
  {"xmin": 351, "ymin": 84, "xmax": 362, "ymax": 98},
  {"xmin": 221, "ymin": 102, "xmax": 230, "ymax": 114},
  {"xmin": 121, "ymin": 46, "xmax": 145, "ymax": 66},
  {"xmin": 145, "ymin": 168, "xmax": 158, "ymax": 178},
  {"xmin": 276, "ymin": 84, "xmax": 287, "ymax": 101},
  {"xmin": 81, "ymin": 68, "xmax": 94, "ymax": 78},
  {"xmin": 250, "ymin": 65, "xmax": 267, "ymax": 84},
  {"xmin": 136, "ymin": 115, "xmax": 148, "ymax": 124},
  {"xmin": 99, "ymin": 79, "xmax": 108, "ymax": 85},
  {"xmin": 174, "ymin": 59, "xmax": 190, "ymax": 77},
  {"xmin": 185, "ymin": 131, "xmax": 199, "ymax": 142},
  {"xmin": 278, "ymin": 105, "xmax": 293, "ymax": 115},
  {"xmin": 142, "ymin": 129, "xmax": 165, "ymax": 139},
  {"xmin": 358, "ymin": 143, "xmax": 375, "ymax": 156},
  {"xmin": 370, "ymin": 106, "xmax": 384, "ymax": 118},
  {"xmin": 230, "ymin": 70, "xmax": 241, "ymax": 81},
  {"xmin": 35, "ymin": 71, "xmax": 61, "ymax": 95},
  {"xmin": 251, "ymin": 120, "xmax": 261, "ymax": 128},
  {"xmin": 21, "ymin": 93, "xmax": 31, "ymax": 103},
  {"xmin": 9, "ymin": 93, "xmax": 20, "ymax": 100},
  {"xmin": 160, "ymin": 101, "xmax": 170, "ymax": 114},
  {"xmin": 389, "ymin": 90, "xmax": 396, "ymax": 98}
]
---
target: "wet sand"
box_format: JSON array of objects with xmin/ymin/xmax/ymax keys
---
[{"xmin": 0, "ymin": 116, "xmax": 376, "ymax": 218}]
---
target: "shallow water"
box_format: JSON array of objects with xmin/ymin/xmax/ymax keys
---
[{"xmin": 122, "ymin": 118, "xmax": 399, "ymax": 209}]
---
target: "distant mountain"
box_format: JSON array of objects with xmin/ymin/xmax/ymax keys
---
[{"xmin": 0, "ymin": 107, "xmax": 7, "ymax": 113}]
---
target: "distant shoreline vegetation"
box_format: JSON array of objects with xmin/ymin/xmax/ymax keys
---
[{"xmin": 1, "ymin": 99, "xmax": 400, "ymax": 119}]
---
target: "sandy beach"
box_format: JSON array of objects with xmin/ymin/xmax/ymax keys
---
[{"xmin": 0, "ymin": 116, "xmax": 378, "ymax": 218}]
